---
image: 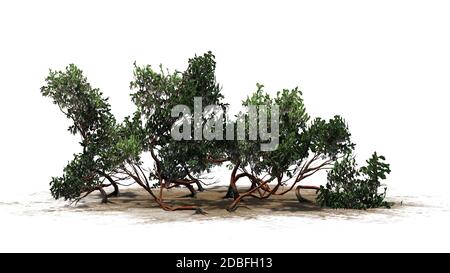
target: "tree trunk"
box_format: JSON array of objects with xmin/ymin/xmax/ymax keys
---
[
  {"xmin": 196, "ymin": 181, "xmax": 205, "ymax": 192},
  {"xmin": 186, "ymin": 184, "xmax": 197, "ymax": 198},
  {"xmin": 223, "ymin": 163, "xmax": 240, "ymax": 199},
  {"xmin": 96, "ymin": 170, "xmax": 119, "ymax": 197},
  {"xmin": 247, "ymin": 182, "xmax": 256, "ymax": 191},
  {"xmin": 106, "ymin": 176, "xmax": 119, "ymax": 197},
  {"xmin": 99, "ymin": 187, "xmax": 108, "ymax": 204},
  {"xmin": 170, "ymin": 179, "xmax": 198, "ymax": 198},
  {"xmin": 223, "ymin": 185, "xmax": 237, "ymax": 199}
]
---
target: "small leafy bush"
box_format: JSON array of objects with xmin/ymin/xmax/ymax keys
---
[{"xmin": 317, "ymin": 152, "xmax": 391, "ymax": 209}]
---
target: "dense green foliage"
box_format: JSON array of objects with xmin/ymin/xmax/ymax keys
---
[
  {"xmin": 317, "ymin": 152, "xmax": 391, "ymax": 209},
  {"xmin": 42, "ymin": 52, "xmax": 391, "ymax": 210},
  {"xmin": 129, "ymin": 52, "xmax": 224, "ymax": 187},
  {"xmin": 41, "ymin": 65, "xmax": 123, "ymax": 201}
]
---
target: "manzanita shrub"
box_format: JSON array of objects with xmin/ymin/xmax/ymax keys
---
[
  {"xmin": 317, "ymin": 152, "xmax": 391, "ymax": 209},
  {"xmin": 41, "ymin": 52, "xmax": 392, "ymax": 211},
  {"xmin": 41, "ymin": 64, "xmax": 123, "ymax": 203}
]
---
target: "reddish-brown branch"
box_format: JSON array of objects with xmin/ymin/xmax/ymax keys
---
[
  {"xmin": 74, "ymin": 183, "xmax": 113, "ymax": 205},
  {"xmin": 295, "ymin": 185, "xmax": 320, "ymax": 203},
  {"xmin": 227, "ymin": 179, "xmax": 270, "ymax": 211},
  {"xmin": 122, "ymin": 164, "xmax": 198, "ymax": 212},
  {"xmin": 206, "ymin": 155, "xmax": 230, "ymax": 164},
  {"xmin": 185, "ymin": 171, "xmax": 206, "ymax": 192},
  {"xmin": 95, "ymin": 170, "xmax": 119, "ymax": 197},
  {"xmin": 169, "ymin": 179, "xmax": 197, "ymax": 197},
  {"xmin": 268, "ymin": 157, "xmax": 332, "ymax": 196},
  {"xmin": 297, "ymin": 159, "xmax": 333, "ymax": 180}
]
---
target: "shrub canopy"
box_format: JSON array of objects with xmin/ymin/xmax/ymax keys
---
[{"xmin": 41, "ymin": 52, "xmax": 391, "ymax": 210}]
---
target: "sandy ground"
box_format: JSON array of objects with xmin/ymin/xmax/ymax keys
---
[
  {"xmin": 71, "ymin": 186, "xmax": 388, "ymax": 222},
  {"xmin": 2, "ymin": 186, "xmax": 450, "ymax": 252}
]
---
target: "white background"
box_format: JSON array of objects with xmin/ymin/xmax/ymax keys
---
[{"xmin": 0, "ymin": 0, "xmax": 449, "ymax": 252}]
